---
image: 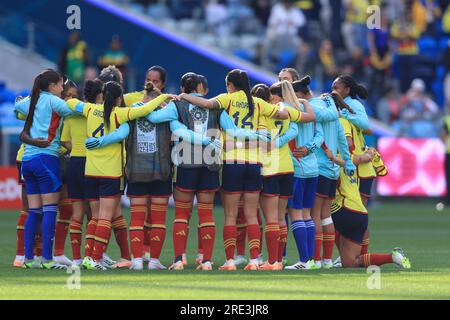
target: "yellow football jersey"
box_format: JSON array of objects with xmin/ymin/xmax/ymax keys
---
[
  {"xmin": 331, "ymin": 168, "xmax": 368, "ymax": 214},
  {"xmin": 260, "ymin": 105, "xmax": 294, "ymax": 176},
  {"xmin": 340, "ymin": 118, "xmax": 376, "ymax": 179},
  {"xmin": 214, "ymin": 90, "xmax": 279, "ymax": 164},
  {"xmin": 124, "ymin": 91, "xmax": 145, "ymax": 108},
  {"xmin": 66, "ymin": 94, "xmax": 168, "ymax": 177},
  {"xmin": 16, "ymin": 143, "xmax": 25, "ymax": 163},
  {"xmin": 60, "ymin": 116, "xmax": 88, "ymax": 157}
]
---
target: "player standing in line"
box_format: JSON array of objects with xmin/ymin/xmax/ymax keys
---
[
  {"xmin": 65, "ymin": 81, "xmax": 174, "ymax": 270},
  {"xmin": 332, "ymin": 75, "xmax": 376, "ymax": 257},
  {"xmin": 60, "ymin": 79, "xmax": 101, "ymax": 266},
  {"xmin": 328, "ymin": 153, "xmax": 411, "ymax": 269},
  {"xmin": 15, "ymin": 69, "xmax": 77, "ymax": 269},
  {"xmin": 86, "ymin": 81, "xmax": 173, "ymax": 271},
  {"xmin": 177, "ymin": 69, "xmax": 308, "ymax": 270}
]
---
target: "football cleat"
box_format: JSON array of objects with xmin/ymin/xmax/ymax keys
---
[
  {"xmin": 168, "ymin": 260, "xmax": 184, "ymax": 271},
  {"xmin": 130, "ymin": 258, "xmax": 143, "ymax": 271},
  {"xmin": 82, "ymin": 257, "xmax": 107, "ymax": 271},
  {"xmin": 22, "ymin": 260, "xmax": 37, "ymax": 269},
  {"xmin": 219, "ymin": 260, "xmax": 237, "ymax": 271},
  {"xmin": 53, "ymin": 255, "xmax": 73, "ymax": 266},
  {"xmin": 310, "ymin": 260, "xmax": 322, "ymax": 269},
  {"xmin": 13, "ymin": 256, "xmax": 24, "ymax": 268},
  {"xmin": 148, "ymin": 259, "xmax": 167, "ymax": 270},
  {"xmin": 72, "ymin": 259, "xmax": 83, "ymax": 267},
  {"xmin": 333, "ymin": 256, "xmax": 342, "ymax": 268},
  {"xmin": 259, "ymin": 262, "xmax": 280, "ymax": 271},
  {"xmin": 41, "ymin": 260, "xmax": 68, "ymax": 270},
  {"xmin": 233, "ymin": 255, "xmax": 247, "ymax": 266},
  {"xmin": 196, "ymin": 261, "xmax": 213, "ymax": 271},
  {"xmin": 102, "ymin": 253, "xmax": 116, "ymax": 267},
  {"xmin": 285, "ymin": 261, "xmax": 311, "ymax": 270},
  {"xmin": 112, "ymin": 259, "xmax": 132, "ymax": 269},
  {"xmin": 244, "ymin": 261, "xmax": 260, "ymax": 271},
  {"xmin": 182, "ymin": 253, "xmax": 188, "ymax": 266},
  {"xmin": 392, "ymin": 247, "xmax": 411, "ymax": 269},
  {"xmin": 323, "ymin": 260, "xmax": 333, "ymax": 269},
  {"xmin": 33, "ymin": 256, "xmax": 42, "ymax": 269}
]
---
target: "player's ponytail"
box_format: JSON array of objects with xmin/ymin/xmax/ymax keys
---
[
  {"xmin": 23, "ymin": 69, "xmax": 62, "ymax": 135},
  {"xmin": 292, "ymin": 75, "xmax": 311, "ymax": 95},
  {"xmin": 336, "ymin": 74, "xmax": 368, "ymax": 100},
  {"xmin": 84, "ymin": 79, "xmax": 103, "ymax": 103},
  {"xmin": 251, "ymin": 84, "xmax": 270, "ymax": 102},
  {"xmin": 180, "ymin": 72, "xmax": 200, "ymax": 94},
  {"xmin": 102, "ymin": 81, "xmax": 123, "ymax": 129},
  {"xmin": 280, "ymin": 80, "xmax": 301, "ymax": 110},
  {"xmin": 226, "ymin": 69, "xmax": 255, "ymax": 117},
  {"xmin": 144, "ymin": 81, "xmax": 161, "ymax": 99}
]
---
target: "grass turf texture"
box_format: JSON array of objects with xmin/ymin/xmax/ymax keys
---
[{"xmin": 0, "ymin": 202, "xmax": 449, "ymax": 300}]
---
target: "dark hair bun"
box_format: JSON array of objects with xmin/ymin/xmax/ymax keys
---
[
  {"xmin": 299, "ymin": 75, "xmax": 311, "ymax": 86},
  {"xmin": 356, "ymin": 84, "xmax": 368, "ymax": 100}
]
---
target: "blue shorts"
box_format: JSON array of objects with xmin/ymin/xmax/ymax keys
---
[
  {"xmin": 127, "ymin": 178, "xmax": 172, "ymax": 198},
  {"xmin": 359, "ymin": 178, "xmax": 374, "ymax": 198},
  {"xmin": 67, "ymin": 157, "xmax": 87, "ymax": 201},
  {"xmin": 316, "ymin": 175, "xmax": 338, "ymax": 199},
  {"xmin": 175, "ymin": 166, "xmax": 220, "ymax": 193},
  {"xmin": 222, "ymin": 163, "xmax": 262, "ymax": 193},
  {"xmin": 85, "ymin": 177, "xmax": 121, "ymax": 200},
  {"xmin": 262, "ymin": 174, "xmax": 294, "ymax": 198},
  {"xmin": 288, "ymin": 177, "xmax": 318, "ymax": 209},
  {"xmin": 332, "ymin": 208, "xmax": 368, "ymax": 244},
  {"xmin": 22, "ymin": 154, "xmax": 62, "ymax": 195}
]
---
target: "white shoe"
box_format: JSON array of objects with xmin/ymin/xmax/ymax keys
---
[
  {"xmin": 53, "ymin": 255, "xmax": 73, "ymax": 266},
  {"xmin": 33, "ymin": 256, "xmax": 42, "ymax": 269},
  {"xmin": 196, "ymin": 261, "xmax": 213, "ymax": 271},
  {"xmin": 130, "ymin": 258, "xmax": 143, "ymax": 270},
  {"xmin": 72, "ymin": 259, "xmax": 83, "ymax": 267},
  {"xmin": 333, "ymin": 256, "xmax": 342, "ymax": 268},
  {"xmin": 168, "ymin": 260, "xmax": 184, "ymax": 270},
  {"xmin": 233, "ymin": 255, "xmax": 247, "ymax": 266},
  {"xmin": 148, "ymin": 258, "xmax": 167, "ymax": 270},
  {"xmin": 218, "ymin": 259, "xmax": 237, "ymax": 271},
  {"xmin": 285, "ymin": 261, "xmax": 311, "ymax": 270},
  {"xmin": 102, "ymin": 253, "xmax": 116, "ymax": 267},
  {"xmin": 323, "ymin": 260, "xmax": 333, "ymax": 269},
  {"xmin": 392, "ymin": 247, "xmax": 411, "ymax": 269},
  {"xmin": 311, "ymin": 260, "xmax": 322, "ymax": 269}
]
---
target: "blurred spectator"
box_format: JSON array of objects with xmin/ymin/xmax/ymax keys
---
[
  {"xmin": 376, "ymin": 84, "xmax": 401, "ymax": 124},
  {"xmin": 318, "ymin": 39, "xmax": 339, "ymax": 87},
  {"xmin": 443, "ymin": 3, "xmax": 450, "ymax": 33},
  {"xmin": 58, "ymin": 32, "xmax": 91, "ymax": 85},
  {"xmin": 98, "ymin": 35, "xmax": 129, "ymax": 82},
  {"xmin": 341, "ymin": 47, "xmax": 366, "ymax": 83},
  {"xmin": 169, "ymin": 0, "xmax": 203, "ymax": 20},
  {"xmin": 294, "ymin": 0, "xmax": 322, "ymax": 43},
  {"xmin": 444, "ymin": 40, "xmax": 450, "ymax": 109},
  {"xmin": 205, "ymin": 0, "xmax": 229, "ymax": 37},
  {"xmin": 390, "ymin": 7, "xmax": 422, "ymax": 92},
  {"xmin": 293, "ymin": 41, "xmax": 315, "ymax": 77},
  {"xmin": 250, "ymin": 0, "xmax": 272, "ymax": 27},
  {"xmin": 368, "ymin": 9, "xmax": 392, "ymax": 107},
  {"xmin": 341, "ymin": 0, "xmax": 369, "ymax": 52},
  {"xmin": 394, "ymin": 78, "xmax": 440, "ymax": 137},
  {"xmin": 412, "ymin": 0, "xmax": 441, "ymax": 36}
]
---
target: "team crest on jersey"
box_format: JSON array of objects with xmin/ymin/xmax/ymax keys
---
[{"xmin": 189, "ymin": 106, "xmax": 208, "ymax": 123}]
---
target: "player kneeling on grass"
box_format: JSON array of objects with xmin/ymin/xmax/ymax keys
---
[{"xmin": 329, "ymin": 151, "xmax": 411, "ymax": 269}]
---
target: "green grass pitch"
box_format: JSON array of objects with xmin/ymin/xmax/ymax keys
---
[{"xmin": 0, "ymin": 201, "xmax": 449, "ymax": 300}]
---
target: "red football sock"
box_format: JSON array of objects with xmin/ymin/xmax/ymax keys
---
[
  {"xmin": 197, "ymin": 225, "xmax": 203, "ymax": 255},
  {"xmin": 236, "ymin": 204, "xmax": 247, "ymax": 256},
  {"xmin": 149, "ymin": 202, "xmax": 167, "ymax": 259},
  {"xmin": 84, "ymin": 218, "xmax": 97, "ymax": 258},
  {"xmin": 143, "ymin": 209, "xmax": 152, "ymax": 256},
  {"xmin": 359, "ymin": 253, "xmax": 393, "ymax": 267},
  {"xmin": 323, "ymin": 232, "xmax": 335, "ymax": 260},
  {"xmin": 257, "ymin": 209, "xmax": 263, "ymax": 255},
  {"xmin": 16, "ymin": 210, "xmax": 28, "ymax": 256},
  {"xmin": 265, "ymin": 223, "xmax": 280, "ymax": 264},
  {"xmin": 278, "ymin": 225, "xmax": 288, "ymax": 262},
  {"xmin": 314, "ymin": 233, "xmax": 323, "ymax": 261},
  {"xmin": 223, "ymin": 225, "xmax": 237, "ymax": 261},
  {"xmin": 112, "ymin": 215, "xmax": 131, "ymax": 260},
  {"xmin": 198, "ymin": 202, "xmax": 215, "ymax": 262},
  {"xmin": 129, "ymin": 204, "xmax": 146, "ymax": 259},
  {"xmin": 361, "ymin": 237, "xmax": 369, "ymax": 255},
  {"xmin": 173, "ymin": 201, "xmax": 191, "ymax": 260},
  {"xmin": 92, "ymin": 219, "xmax": 112, "ymax": 261},
  {"xmin": 54, "ymin": 199, "xmax": 72, "ymax": 256},
  {"xmin": 247, "ymin": 224, "xmax": 261, "ymax": 260},
  {"xmin": 69, "ymin": 218, "xmax": 83, "ymax": 260}
]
